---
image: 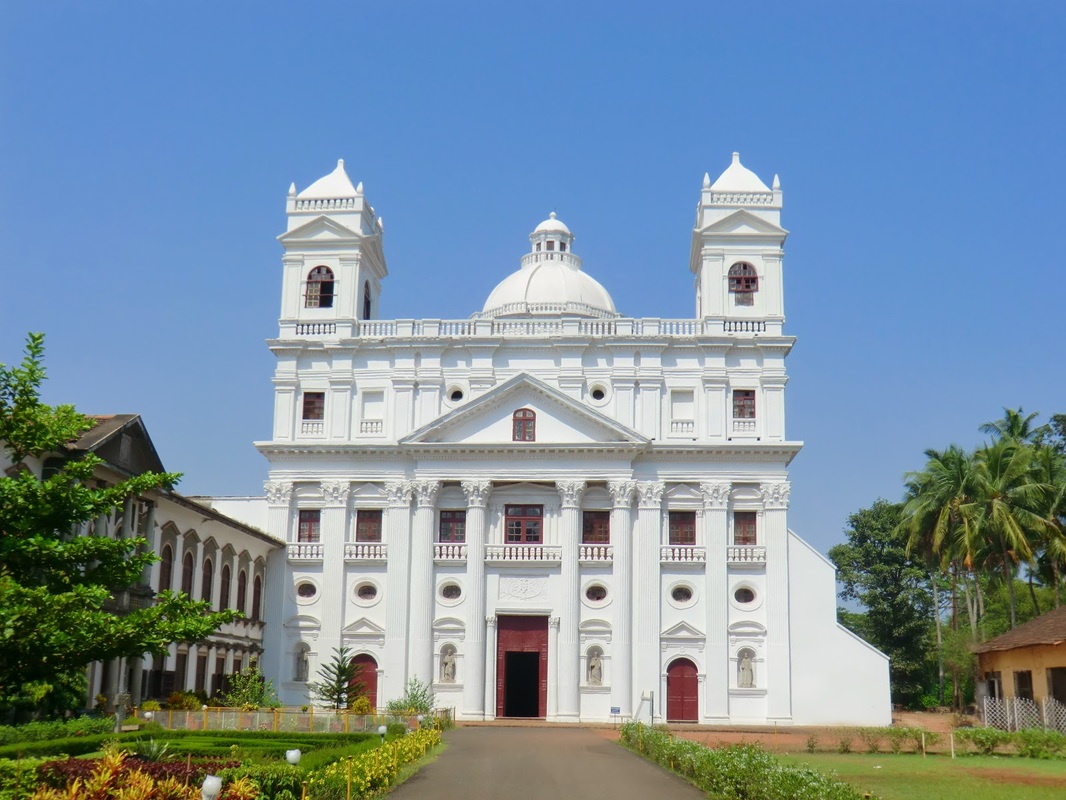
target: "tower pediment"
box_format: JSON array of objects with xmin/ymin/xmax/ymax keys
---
[
  {"xmin": 400, "ymin": 374, "xmax": 649, "ymax": 449},
  {"xmin": 278, "ymin": 215, "xmax": 362, "ymax": 246},
  {"xmin": 698, "ymin": 208, "xmax": 787, "ymax": 236}
]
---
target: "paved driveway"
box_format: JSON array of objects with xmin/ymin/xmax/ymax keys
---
[{"xmin": 391, "ymin": 727, "xmax": 705, "ymax": 800}]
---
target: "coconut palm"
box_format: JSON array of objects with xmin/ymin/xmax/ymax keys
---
[{"xmin": 980, "ymin": 407, "xmax": 1043, "ymax": 444}]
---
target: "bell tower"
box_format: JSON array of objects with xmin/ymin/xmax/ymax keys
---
[
  {"xmin": 689, "ymin": 153, "xmax": 787, "ymax": 329},
  {"xmin": 276, "ymin": 160, "xmax": 388, "ymax": 336}
]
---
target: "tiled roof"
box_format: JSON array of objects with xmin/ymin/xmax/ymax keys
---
[{"xmin": 973, "ymin": 606, "xmax": 1066, "ymax": 653}]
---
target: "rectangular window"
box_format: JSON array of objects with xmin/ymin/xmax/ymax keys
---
[
  {"xmin": 1014, "ymin": 670, "xmax": 1034, "ymax": 701},
  {"xmin": 733, "ymin": 390, "xmax": 756, "ymax": 419},
  {"xmin": 302, "ymin": 392, "xmax": 325, "ymax": 420},
  {"xmin": 438, "ymin": 510, "xmax": 466, "ymax": 543},
  {"xmin": 669, "ymin": 511, "xmax": 696, "ymax": 546},
  {"xmin": 356, "ymin": 509, "xmax": 383, "ymax": 542},
  {"xmin": 505, "ymin": 504, "xmax": 543, "ymax": 543},
  {"xmin": 546, "ymin": 240, "xmax": 555, "ymax": 251},
  {"xmin": 582, "ymin": 511, "xmax": 610, "ymax": 544},
  {"xmin": 733, "ymin": 511, "xmax": 757, "ymax": 545},
  {"xmin": 298, "ymin": 510, "xmax": 321, "ymax": 543}
]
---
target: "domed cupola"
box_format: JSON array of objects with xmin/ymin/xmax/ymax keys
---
[{"xmin": 477, "ymin": 213, "xmax": 618, "ymax": 319}]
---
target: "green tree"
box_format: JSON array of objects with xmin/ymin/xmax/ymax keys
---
[
  {"xmin": 385, "ymin": 677, "xmax": 435, "ymax": 716},
  {"xmin": 829, "ymin": 500, "xmax": 935, "ymax": 707},
  {"xmin": 309, "ymin": 645, "xmax": 364, "ymax": 710},
  {"xmin": 217, "ymin": 662, "xmax": 281, "ymax": 709},
  {"xmin": 0, "ymin": 333, "xmax": 239, "ymax": 714}
]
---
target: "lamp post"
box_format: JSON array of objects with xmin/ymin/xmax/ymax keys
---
[
  {"xmin": 378, "ymin": 724, "xmax": 388, "ymax": 745},
  {"xmin": 201, "ymin": 775, "xmax": 222, "ymax": 800}
]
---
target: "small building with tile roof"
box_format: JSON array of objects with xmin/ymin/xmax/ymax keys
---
[{"xmin": 974, "ymin": 606, "xmax": 1066, "ymax": 705}]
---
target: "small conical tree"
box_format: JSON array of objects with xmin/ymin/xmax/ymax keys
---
[{"xmin": 308, "ymin": 645, "xmax": 365, "ymax": 710}]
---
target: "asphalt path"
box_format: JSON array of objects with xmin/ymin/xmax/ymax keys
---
[{"xmin": 390, "ymin": 727, "xmax": 705, "ymax": 800}]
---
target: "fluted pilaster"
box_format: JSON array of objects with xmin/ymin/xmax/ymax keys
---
[
  {"xmin": 409, "ymin": 480, "xmax": 441, "ymax": 684},
  {"xmin": 462, "ymin": 480, "xmax": 491, "ymax": 719},
  {"xmin": 701, "ymin": 480, "xmax": 731, "ymax": 722},
  {"xmin": 608, "ymin": 480, "xmax": 636, "ymax": 717},
  {"xmin": 634, "ymin": 481, "xmax": 664, "ymax": 719},
  {"xmin": 383, "ymin": 481, "xmax": 414, "ymax": 696},
  {"xmin": 761, "ymin": 481, "xmax": 792, "ymax": 722},
  {"xmin": 556, "ymin": 480, "xmax": 585, "ymax": 720}
]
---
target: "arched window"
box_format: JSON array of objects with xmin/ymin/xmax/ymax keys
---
[
  {"xmin": 159, "ymin": 544, "xmax": 174, "ymax": 592},
  {"xmin": 181, "ymin": 552, "xmax": 194, "ymax": 595},
  {"xmin": 201, "ymin": 558, "xmax": 213, "ymax": 603},
  {"xmin": 728, "ymin": 262, "xmax": 758, "ymax": 306},
  {"xmin": 362, "ymin": 280, "xmax": 372, "ymax": 319},
  {"xmin": 512, "ymin": 408, "xmax": 536, "ymax": 441},
  {"xmin": 219, "ymin": 564, "xmax": 231, "ymax": 611},
  {"xmin": 251, "ymin": 575, "xmax": 263, "ymax": 622},
  {"xmin": 306, "ymin": 266, "xmax": 335, "ymax": 308},
  {"xmin": 236, "ymin": 570, "xmax": 247, "ymax": 614},
  {"xmin": 294, "ymin": 645, "xmax": 310, "ymax": 682}
]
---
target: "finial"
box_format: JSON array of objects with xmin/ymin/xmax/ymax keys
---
[
  {"xmin": 356, "ymin": 181, "xmax": 364, "ymax": 194},
  {"xmin": 732, "ymin": 152, "xmax": 741, "ymax": 164},
  {"xmin": 377, "ymin": 216, "xmax": 384, "ymax": 230},
  {"xmin": 702, "ymin": 172, "xmax": 710, "ymax": 188},
  {"xmin": 288, "ymin": 182, "xmax": 296, "ymax": 196},
  {"xmin": 772, "ymin": 174, "xmax": 780, "ymax": 190},
  {"xmin": 549, "ymin": 211, "xmax": 557, "ymax": 220},
  {"xmin": 337, "ymin": 158, "xmax": 345, "ymax": 169}
]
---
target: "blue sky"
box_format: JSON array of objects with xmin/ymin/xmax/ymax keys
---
[{"xmin": 2, "ymin": 2, "xmax": 1064, "ymax": 556}]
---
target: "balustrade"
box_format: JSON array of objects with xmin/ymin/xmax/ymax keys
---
[
  {"xmin": 727, "ymin": 545, "xmax": 766, "ymax": 564},
  {"xmin": 485, "ymin": 544, "xmax": 562, "ymax": 563},
  {"xmin": 300, "ymin": 421, "xmax": 324, "ymax": 436},
  {"xmin": 359, "ymin": 420, "xmax": 384, "ymax": 434},
  {"xmin": 433, "ymin": 543, "xmax": 468, "ymax": 561},
  {"xmin": 660, "ymin": 545, "xmax": 707, "ymax": 564},
  {"xmin": 578, "ymin": 544, "xmax": 613, "ymax": 563},
  {"xmin": 344, "ymin": 543, "xmax": 387, "ymax": 561},
  {"xmin": 287, "ymin": 543, "xmax": 323, "ymax": 561}
]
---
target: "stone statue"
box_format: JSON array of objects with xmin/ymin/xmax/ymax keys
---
[
  {"xmin": 441, "ymin": 650, "xmax": 456, "ymax": 683},
  {"xmin": 588, "ymin": 652, "xmax": 603, "ymax": 685},
  {"xmin": 738, "ymin": 651, "xmax": 754, "ymax": 688}
]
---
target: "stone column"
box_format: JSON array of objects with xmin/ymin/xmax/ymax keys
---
[
  {"xmin": 205, "ymin": 645, "xmax": 219, "ymax": 697},
  {"xmin": 320, "ymin": 480, "xmax": 351, "ymax": 648},
  {"xmin": 408, "ymin": 480, "xmax": 441, "ymax": 685},
  {"xmin": 608, "ymin": 480, "xmax": 636, "ymax": 717},
  {"xmin": 129, "ymin": 657, "xmax": 144, "ymax": 705},
  {"xmin": 461, "ymin": 480, "xmax": 492, "ymax": 719},
  {"xmin": 120, "ymin": 498, "xmax": 135, "ymax": 538},
  {"xmin": 701, "ymin": 481, "xmax": 731, "ymax": 722},
  {"xmin": 383, "ymin": 481, "xmax": 414, "ymax": 696},
  {"xmin": 142, "ymin": 500, "xmax": 158, "ymax": 587},
  {"xmin": 548, "ymin": 615, "xmax": 561, "ymax": 719},
  {"xmin": 556, "ymin": 480, "xmax": 585, "ymax": 721},
  {"xmin": 634, "ymin": 481, "xmax": 664, "ymax": 720},
  {"xmin": 761, "ymin": 481, "xmax": 792, "ymax": 722},
  {"xmin": 184, "ymin": 645, "xmax": 198, "ymax": 691},
  {"xmin": 483, "ymin": 615, "xmax": 497, "ymax": 719},
  {"xmin": 191, "ymin": 539, "xmax": 206, "ymax": 602}
]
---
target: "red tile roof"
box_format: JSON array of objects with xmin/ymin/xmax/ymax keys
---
[{"xmin": 974, "ymin": 606, "xmax": 1066, "ymax": 653}]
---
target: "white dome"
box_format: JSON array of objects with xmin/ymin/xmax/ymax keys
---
[
  {"xmin": 481, "ymin": 261, "xmax": 617, "ymax": 318},
  {"xmin": 533, "ymin": 212, "xmax": 571, "ymax": 236},
  {"xmin": 710, "ymin": 152, "xmax": 771, "ymax": 193}
]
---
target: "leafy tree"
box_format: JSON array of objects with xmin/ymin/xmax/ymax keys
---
[
  {"xmin": 385, "ymin": 677, "xmax": 434, "ymax": 716},
  {"xmin": 217, "ymin": 662, "xmax": 281, "ymax": 709},
  {"xmin": 309, "ymin": 645, "xmax": 364, "ymax": 710},
  {"xmin": 829, "ymin": 499, "xmax": 935, "ymax": 707},
  {"xmin": 0, "ymin": 333, "xmax": 239, "ymax": 714}
]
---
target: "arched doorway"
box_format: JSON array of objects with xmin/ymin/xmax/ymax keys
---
[
  {"xmin": 352, "ymin": 653, "xmax": 378, "ymax": 710},
  {"xmin": 666, "ymin": 658, "xmax": 698, "ymax": 722}
]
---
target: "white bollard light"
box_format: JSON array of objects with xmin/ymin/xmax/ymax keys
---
[
  {"xmin": 201, "ymin": 775, "xmax": 222, "ymax": 800},
  {"xmin": 286, "ymin": 749, "xmax": 301, "ymax": 766}
]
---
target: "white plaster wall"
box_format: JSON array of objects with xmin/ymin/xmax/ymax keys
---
[{"xmin": 788, "ymin": 531, "xmax": 891, "ymax": 725}]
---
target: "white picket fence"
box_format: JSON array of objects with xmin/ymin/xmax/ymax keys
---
[{"xmin": 983, "ymin": 696, "xmax": 1066, "ymax": 732}]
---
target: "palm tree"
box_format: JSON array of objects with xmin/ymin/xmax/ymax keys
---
[
  {"xmin": 980, "ymin": 407, "xmax": 1043, "ymax": 444},
  {"xmin": 1030, "ymin": 444, "xmax": 1066, "ymax": 607}
]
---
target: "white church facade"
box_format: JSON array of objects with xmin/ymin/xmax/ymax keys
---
[{"xmin": 211, "ymin": 154, "xmax": 891, "ymax": 725}]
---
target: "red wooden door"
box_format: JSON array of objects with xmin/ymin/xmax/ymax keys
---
[
  {"xmin": 352, "ymin": 653, "xmax": 378, "ymax": 709},
  {"xmin": 496, "ymin": 616, "xmax": 548, "ymax": 718},
  {"xmin": 667, "ymin": 658, "xmax": 698, "ymax": 722}
]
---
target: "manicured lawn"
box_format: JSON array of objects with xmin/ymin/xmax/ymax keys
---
[{"xmin": 778, "ymin": 752, "xmax": 1066, "ymax": 800}]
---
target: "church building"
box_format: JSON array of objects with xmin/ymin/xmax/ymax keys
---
[{"xmin": 215, "ymin": 154, "xmax": 891, "ymax": 724}]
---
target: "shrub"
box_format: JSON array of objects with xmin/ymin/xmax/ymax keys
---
[
  {"xmin": 0, "ymin": 756, "xmax": 47, "ymax": 800},
  {"xmin": 140, "ymin": 700, "xmax": 162, "ymax": 712},
  {"xmin": 621, "ymin": 723, "xmax": 869, "ymax": 800},
  {"xmin": 857, "ymin": 727, "xmax": 885, "ymax": 753},
  {"xmin": 1014, "ymin": 729, "xmax": 1066, "ymax": 759},
  {"xmin": 0, "ymin": 718, "xmax": 114, "ymax": 746},
  {"xmin": 836, "ymin": 729, "xmax": 853, "ymax": 754},
  {"xmin": 385, "ymin": 678, "xmax": 434, "ymax": 716},
  {"xmin": 165, "ymin": 692, "xmax": 202, "ymax": 711},
  {"xmin": 954, "ymin": 726, "xmax": 1012, "ymax": 755},
  {"xmin": 218, "ymin": 763, "xmax": 305, "ymax": 798},
  {"xmin": 886, "ymin": 727, "xmax": 906, "ymax": 754},
  {"xmin": 306, "ymin": 727, "xmax": 441, "ymax": 799},
  {"xmin": 804, "ymin": 734, "xmax": 817, "ymax": 754}
]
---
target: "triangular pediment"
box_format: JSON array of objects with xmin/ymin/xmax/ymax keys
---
[
  {"xmin": 400, "ymin": 374, "xmax": 649, "ymax": 448},
  {"xmin": 699, "ymin": 208, "xmax": 787, "ymax": 236},
  {"xmin": 342, "ymin": 616, "xmax": 386, "ymax": 638},
  {"xmin": 278, "ymin": 215, "xmax": 361, "ymax": 245},
  {"xmin": 661, "ymin": 620, "xmax": 706, "ymax": 640}
]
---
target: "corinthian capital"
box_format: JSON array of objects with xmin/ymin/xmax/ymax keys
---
[
  {"xmin": 760, "ymin": 481, "xmax": 791, "ymax": 510},
  {"xmin": 385, "ymin": 481, "xmax": 414, "ymax": 507},
  {"xmin": 264, "ymin": 481, "xmax": 293, "ymax": 506},
  {"xmin": 461, "ymin": 479, "xmax": 492, "ymax": 508},
  {"xmin": 320, "ymin": 480, "xmax": 351, "ymax": 506},
  {"xmin": 556, "ymin": 480, "xmax": 587, "ymax": 508},
  {"xmin": 700, "ymin": 481, "xmax": 731, "ymax": 509},
  {"xmin": 607, "ymin": 480, "xmax": 636, "ymax": 508},
  {"xmin": 636, "ymin": 481, "xmax": 665, "ymax": 508},
  {"xmin": 415, "ymin": 480, "xmax": 442, "ymax": 508}
]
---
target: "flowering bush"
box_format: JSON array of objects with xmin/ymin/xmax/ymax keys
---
[
  {"xmin": 306, "ymin": 728, "xmax": 442, "ymax": 799},
  {"xmin": 620, "ymin": 722, "xmax": 872, "ymax": 800}
]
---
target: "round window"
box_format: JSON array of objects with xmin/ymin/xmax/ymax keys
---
[
  {"xmin": 357, "ymin": 584, "xmax": 378, "ymax": 601},
  {"xmin": 450, "ymin": 389, "xmax": 464, "ymax": 402},
  {"xmin": 586, "ymin": 585, "xmax": 607, "ymax": 602},
  {"xmin": 672, "ymin": 586, "xmax": 693, "ymax": 603},
  {"xmin": 591, "ymin": 387, "xmax": 605, "ymax": 401},
  {"xmin": 296, "ymin": 582, "xmax": 317, "ymax": 599},
  {"xmin": 441, "ymin": 584, "xmax": 462, "ymax": 600},
  {"xmin": 734, "ymin": 587, "xmax": 756, "ymax": 604}
]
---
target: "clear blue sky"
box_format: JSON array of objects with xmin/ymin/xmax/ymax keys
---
[{"xmin": 2, "ymin": 2, "xmax": 1063, "ymax": 556}]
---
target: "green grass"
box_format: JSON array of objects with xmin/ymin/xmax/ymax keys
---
[{"xmin": 778, "ymin": 752, "xmax": 1066, "ymax": 800}]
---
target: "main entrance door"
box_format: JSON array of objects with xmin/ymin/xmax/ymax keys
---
[
  {"xmin": 666, "ymin": 658, "xmax": 699, "ymax": 722},
  {"xmin": 352, "ymin": 653, "xmax": 378, "ymax": 709},
  {"xmin": 496, "ymin": 615, "xmax": 548, "ymax": 718}
]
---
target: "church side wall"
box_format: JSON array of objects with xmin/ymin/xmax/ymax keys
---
[{"xmin": 788, "ymin": 531, "xmax": 891, "ymax": 725}]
